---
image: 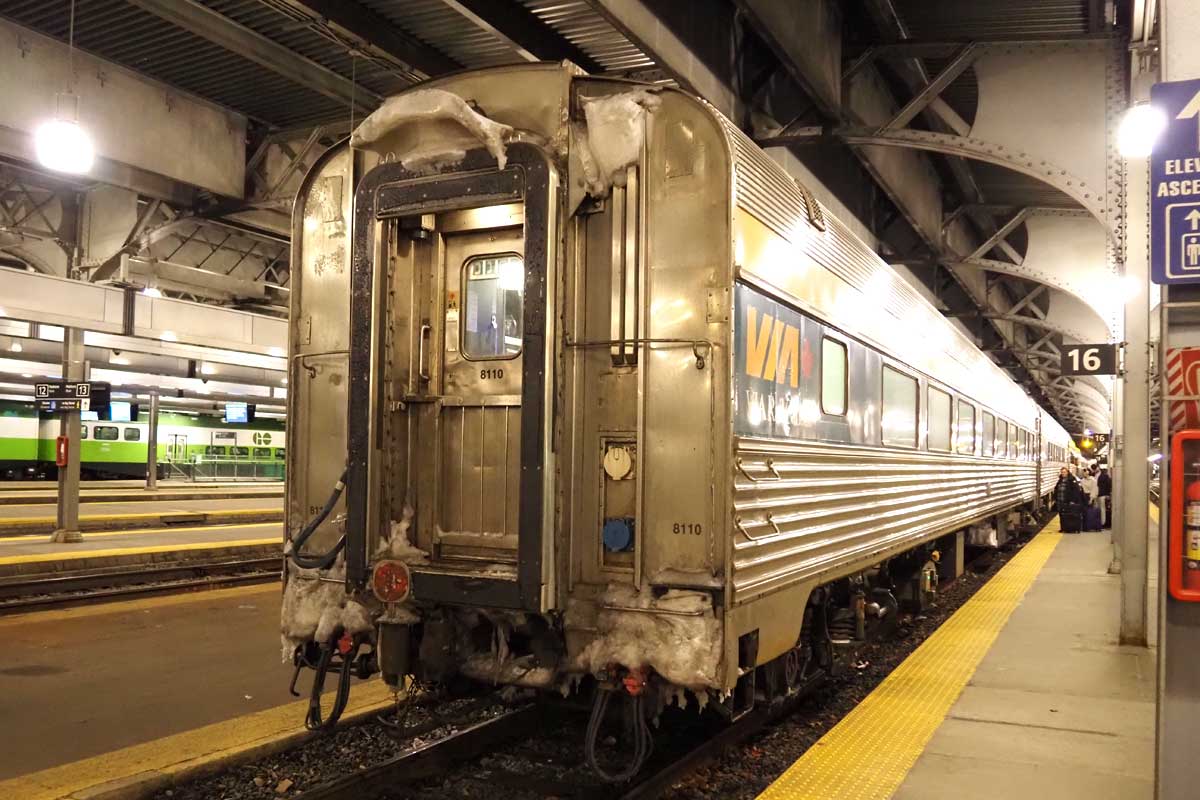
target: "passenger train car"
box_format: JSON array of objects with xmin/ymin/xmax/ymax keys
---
[
  {"xmin": 0, "ymin": 401, "xmax": 286, "ymax": 480},
  {"xmin": 283, "ymin": 63, "xmax": 1074, "ymax": 776}
]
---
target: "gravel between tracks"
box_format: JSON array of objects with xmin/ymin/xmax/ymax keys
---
[{"xmin": 154, "ymin": 536, "xmax": 1029, "ymax": 800}]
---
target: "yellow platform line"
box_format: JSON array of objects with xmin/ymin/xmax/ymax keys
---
[
  {"xmin": 0, "ymin": 507, "xmax": 280, "ymax": 526},
  {"xmin": 0, "ymin": 537, "xmax": 277, "ymax": 565},
  {"xmin": 0, "ymin": 582, "xmax": 279, "ymax": 629},
  {"xmin": 0, "ymin": 679, "xmax": 396, "ymax": 800},
  {"xmin": 0, "ymin": 520, "xmax": 277, "ymax": 542},
  {"xmin": 758, "ymin": 522, "xmax": 1063, "ymax": 800}
]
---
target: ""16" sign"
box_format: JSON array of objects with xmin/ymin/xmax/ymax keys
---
[{"xmin": 1061, "ymin": 343, "xmax": 1119, "ymax": 376}]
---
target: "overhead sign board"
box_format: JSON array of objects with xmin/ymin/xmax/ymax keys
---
[
  {"xmin": 1151, "ymin": 78, "xmax": 1200, "ymax": 284},
  {"xmin": 33, "ymin": 381, "xmax": 111, "ymax": 413},
  {"xmin": 1060, "ymin": 343, "xmax": 1119, "ymax": 376}
]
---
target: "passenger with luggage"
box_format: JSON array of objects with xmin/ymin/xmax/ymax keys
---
[
  {"xmin": 1098, "ymin": 468, "xmax": 1113, "ymax": 529},
  {"xmin": 1080, "ymin": 467, "xmax": 1102, "ymax": 531},
  {"xmin": 1053, "ymin": 467, "xmax": 1085, "ymax": 533}
]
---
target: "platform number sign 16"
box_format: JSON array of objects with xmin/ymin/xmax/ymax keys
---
[{"xmin": 1060, "ymin": 343, "xmax": 1119, "ymax": 376}]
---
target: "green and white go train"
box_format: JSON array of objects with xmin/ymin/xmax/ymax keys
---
[{"xmin": 0, "ymin": 400, "xmax": 286, "ymax": 480}]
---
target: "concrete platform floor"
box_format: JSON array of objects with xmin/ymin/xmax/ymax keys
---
[
  {"xmin": 0, "ymin": 495, "xmax": 282, "ymax": 520},
  {"xmin": 0, "ymin": 585, "xmax": 294, "ymax": 781},
  {"xmin": 0, "ymin": 521, "xmax": 280, "ymax": 562},
  {"xmin": 893, "ymin": 531, "xmax": 1156, "ymax": 800}
]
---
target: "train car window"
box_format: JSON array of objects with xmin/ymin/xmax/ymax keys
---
[
  {"xmin": 275, "ymin": 448, "xmax": 286, "ymax": 459},
  {"xmin": 232, "ymin": 446, "xmax": 250, "ymax": 457},
  {"xmin": 881, "ymin": 366, "xmax": 918, "ymax": 448},
  {"xmin": 995, "ymin": 419, "xmax": 1008, "ymax": 458},
  {"xmin": 462, "ymin": 254, "xmax": 523, "ymax": 359},
  {"xmin": 1008, "ymin": 423, "xmax": 1018, "ymax": 459},
  {"xmin": 253, "ymin": 447, "xmax": 271, "ymax": 458},
  {"xmin": 124, "ymin": 428, "xmax": 141, "ymax": 441},
  {"xmin": 94, "ymin": 426, "xmax": 119, "ymax": 441},
  {"xmin": 956, "ymin": 401, "xmax": 975, "ymax": 454},
  {"xmin": 927, "ymin": 386, "xmax": 952, "ymax": 452},
  {"xmin": 206, "ymin": 445, "xmax": 227, "ymax": 456},
  {"xmin": 81, "ymin": 425, "xmax": 88, "ymax": 439},
  {"xmin": 821, "ymin": 338, "xmax": 848, "ymax": 415},
  {"xmin": 982, "ymin": 412, "xmax": 995, "ymax": 456}
]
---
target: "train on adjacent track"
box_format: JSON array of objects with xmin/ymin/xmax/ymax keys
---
[
  {"xmin": 282, "ymin": 62, "xmax": 1077, "ymax": 779},
  {"xmin": 0, "ymin": 401, "xmax": 286, "ymax": 480}
]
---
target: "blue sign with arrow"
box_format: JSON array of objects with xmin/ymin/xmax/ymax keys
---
[{"xmin": 1152, "ymin": 79, "xmax": 1200, "ymax": 284}]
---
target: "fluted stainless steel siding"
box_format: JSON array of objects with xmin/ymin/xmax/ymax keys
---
[{"xmin": 731, "ymin": 438, "xmax": 1037, "ymax": 604}]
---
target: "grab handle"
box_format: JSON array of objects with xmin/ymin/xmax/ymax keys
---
[{"xmin": 418, "ymin": 323, "xmax": 432, "ymax": 382}]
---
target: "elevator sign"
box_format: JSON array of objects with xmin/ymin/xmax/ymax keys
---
[{"xmin": 1151, "ymin": 79, "xmax": 1200, "ymax": 284}]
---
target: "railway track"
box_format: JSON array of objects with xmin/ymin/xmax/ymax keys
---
[
  {"xmin": 288, "ymin": 681, "xmax": 819, "ymax": 800},
  {"xmin": 0, "ymin": 556, "xmax": 279, "ymax": 613}
]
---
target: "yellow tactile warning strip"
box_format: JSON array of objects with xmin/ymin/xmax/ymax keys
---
[
  {"xmin": 757, "ymin": 522, "xmax": 1063, "ymax": 800},
  {"xmin": 0, "ymin": 507, "xmax": 280, "ymax": 525},
  {"xmin": 0, "ymin": 520, "xmax": 276, "ymax": 542},
  {"xmin": 0, "ymin": 679, "xmax": 396, "ymax": 800},
  {"xmin": 0, "ymin": 537, "xmax": 277, "ymax": 565},
  {"xmin": 0, "ymin": 582, "xmax": 279, "ymax": 629}
]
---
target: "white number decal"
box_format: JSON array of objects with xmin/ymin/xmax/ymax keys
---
[{"xmin": 1083, "ymin": 348, "xmax": 1101, "ymax": 371}]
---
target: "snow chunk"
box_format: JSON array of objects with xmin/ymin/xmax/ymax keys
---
[
  {"xmin": 350, "ymin": 89, "xmax": 513, "ymax": 173},
  {"xmin": 376, "ymin": 505, "xmax": 429, "ymax": 564},
  {"xmin": 576, "ymin": 89, "xmax": 662, "ymax": 197},
  {"xmin": 279, "ymin": 559, "xmax": 375, "ymax": 661},
  {"xmin": 573, "ymin": 584, "xmax": 722, "ymax": 690}
]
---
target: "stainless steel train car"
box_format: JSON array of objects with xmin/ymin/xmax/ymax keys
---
[{"xmin": 282, "ymin": 62, "xmax": 1074, "ymax": 773}]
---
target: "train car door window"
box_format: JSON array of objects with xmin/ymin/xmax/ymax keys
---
[
  {"xmin": 956, "ymin": 400, "xmax": 975, "ymax": 455},
  {"xmin": 928, "ymin": 386, "xmax": 952, "ymax": 452},
  {"xmin": 821, "ymin": 337, "xmax": 847, "ymax": 415},
  {"xmin": 461, "ymin": 254, "xmax": 523, "ymax": 359},
  {"xmin": 982, "ymin": 412, "xmax": 995, "ymax": 456},
  {"xmin": 881, "ymin": 365, "xmax": 918, "ymax": 448}
]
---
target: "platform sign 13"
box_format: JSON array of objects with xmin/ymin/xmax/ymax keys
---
[
  {"xmin": 1060, "ymin": 343, "xmax": 1119, "ymax": 376},
  {"xmin": 1151, "ymin": 78, "xmax": 1200, "ymax": 284}
]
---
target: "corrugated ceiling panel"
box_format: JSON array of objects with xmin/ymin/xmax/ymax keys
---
[
  {"xmin": 360, "ymin": 0, "xmax": 522, "ymax": 69},
  {"xmin": 520, "ymin": 0, "xmax": 654, "ymax": 72}
]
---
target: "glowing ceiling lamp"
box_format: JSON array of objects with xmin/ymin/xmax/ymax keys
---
[
  {"xmin": 1117, "ymin": 102, "xmax": 1167, "ymax": 158},
  {"xmin": 35, "ymin": 1, "xmax": 93, "ymax": 175}
]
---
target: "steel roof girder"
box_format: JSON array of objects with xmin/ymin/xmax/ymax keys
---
[{"xmin": 125, "ymin": 0, "xmax": 381, "ymax": 111}]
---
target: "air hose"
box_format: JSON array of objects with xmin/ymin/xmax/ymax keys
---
[
  {"xmin": 584, "ymin": 687, "xmax": 654, "ymax": 783},
  {"xmin": 304, "ymin": 630, "xmax": 364, "ymax": 731},
  {"xmin": 287, "ymin": 468, "xmax": 348, "ymax": 570}
]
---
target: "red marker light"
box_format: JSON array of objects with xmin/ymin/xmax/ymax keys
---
[{"xmin": 371, "ymin": 559, "xmax": 412, "ymax": 603}]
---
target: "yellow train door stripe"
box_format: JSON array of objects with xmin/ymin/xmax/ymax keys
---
[{"xmin": 757, "ymin": 522, "xmax": 1062, "ymax": 800}]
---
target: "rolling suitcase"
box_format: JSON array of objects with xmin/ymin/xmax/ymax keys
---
[
  {"xmin": 1084, "ymin": 504, "xmax": 1102, "ymax": 532},
  {"xmin": 1059, "ymin": 504, "xmax": 1082, "ymax": 533}
]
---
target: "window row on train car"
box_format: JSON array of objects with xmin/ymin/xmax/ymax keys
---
[
  {"xmin": 78, "ymin": 425, "xmax": 285, "ymax": 459},
  {"xmin": 816, "ymin": 329, "xmax": 1037, "ymax": 461}
]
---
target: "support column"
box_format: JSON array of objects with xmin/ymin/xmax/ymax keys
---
[
  {"xmin": 146, "ymin": 392, "xmax": 159, "ymax": 490},
  {"xmin": 1158, "ymin": 3, "xmax": 1200, "ymax": 796},
  {"xmin": 50, "ymin": 328, "xmax": 86, "ymax": 543},
  {"xmin": 1120, "ymin": 145, "xmax": 1151, "ymax": 646}
]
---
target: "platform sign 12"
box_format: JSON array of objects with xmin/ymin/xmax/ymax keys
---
[{"xmin": 1151, "ymin": 78, "xmax": 1200, "ymax": 284}]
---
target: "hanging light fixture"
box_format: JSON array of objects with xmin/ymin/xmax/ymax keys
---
[{"xmin": 35, "ymin": 0, "xmax": 94, "ymax": 174}]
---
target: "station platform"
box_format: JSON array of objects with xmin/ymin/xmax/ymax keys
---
[
  {"xmin": 0, "ymin": 480, "xmax": 283, "ymax": 505},
  {"xmin": 0, "ymin": 585, "xmax": 393, "ymax": 800},
  {"xmin": 0, "ymin": 495, "xmax": 283, "ymax": 536},
  {"xmin": 0, "ymin": 521, "xmax": 281, "ymax": 578},
  {"xmin": 758, "ymin": 519, "xmax": 1156, "ymax": 800}
]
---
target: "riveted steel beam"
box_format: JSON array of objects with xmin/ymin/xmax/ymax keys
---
[
  {"xmin": 439, "ymin": 0, "xmax": 603, "ymax": 73},
  {"xmin": 881, "ymin": 44, "xmax": 980, "ymax": 131},
  {"xmin": 760, "ymin": 126, "xmax": 1112, "ymax": 228},
  {"xmin": 126, "ymin": 0, "xmax": 382, "ymax": 111}
]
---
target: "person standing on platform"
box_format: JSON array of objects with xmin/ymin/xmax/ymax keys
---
[
  {"xmin": 1080, "ymin": 467, "xmax": 1101, "ymax": 531},
  {"xmin": 1097, "ymin": 467, "xmax": 1113, "ymax": 529},
  {"xmin": 1053, "ymin": 467, "xmax": 1084, "ymax": 533},
  {"xmin": 1080, "ymin": 467, "xmax": 1099, "ymax": 507}
]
